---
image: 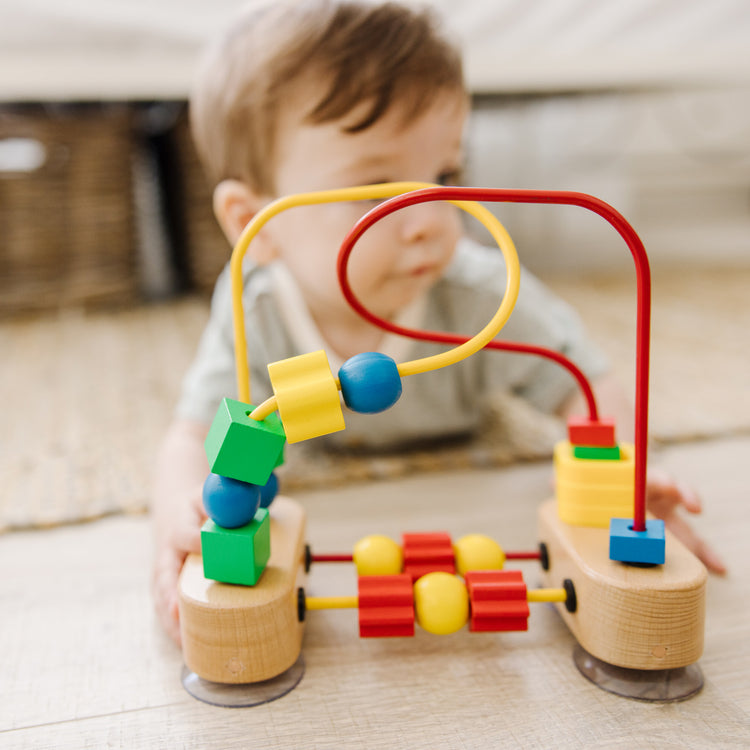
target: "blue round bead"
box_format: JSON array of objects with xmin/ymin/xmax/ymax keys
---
[
  {"xmin": 338, "ymin": 352, "xmax": 402, "ymax": 414},
  {"xmin": 202, "ymin": 472, "xmax": 261, "ymax": 529},
  {"xmin": 259, "ymin": 471, "xmax": 279, "ymax": 509}
]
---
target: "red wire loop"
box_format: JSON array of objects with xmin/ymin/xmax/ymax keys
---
[{"xmin": 336, "ymin": 187, "xmax": 651, "ymax": 531}]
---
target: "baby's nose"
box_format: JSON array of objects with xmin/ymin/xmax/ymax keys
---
[{"xmin": 399, "ymin": 200, "xmax": 455, "ymax": 243}]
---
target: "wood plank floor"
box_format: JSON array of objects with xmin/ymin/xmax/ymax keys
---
[{"xmin": 2, "ymin": 436, "xmax": 748, "ymax": 749}]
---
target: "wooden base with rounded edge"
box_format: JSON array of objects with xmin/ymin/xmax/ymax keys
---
[
  {"xmin": 178, "ymin": 495, "xmax": 307, "ymax": 684},
  {"xmin": 538, "ymin": 499, "xmax": 706, "ymax": 671}
]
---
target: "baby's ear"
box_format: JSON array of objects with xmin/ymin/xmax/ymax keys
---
[{"xmin": 212, "ymin": 180, "xmax": 277, "ymax": 265}]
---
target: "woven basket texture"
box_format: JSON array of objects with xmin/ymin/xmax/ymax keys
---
[
  {"xmin": 170, "ymin": 112, "xmax": 230, "ymax": 293},
  {"xmin": 0, "ymin": 104, "xmax": 137, "ymax": 315}
]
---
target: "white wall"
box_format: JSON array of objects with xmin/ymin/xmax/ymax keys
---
[
  {"xmin": 2, "ymin": 0, "xmax": 750, "ymax": 100},
  {"xmin": 465, "ymin": 87, "xmax": 750, "ymax": 274}
]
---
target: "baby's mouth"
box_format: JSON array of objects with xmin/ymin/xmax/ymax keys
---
[{"xmin": 408, "ymin": 264, "xmax": 436, "ymax": 277}]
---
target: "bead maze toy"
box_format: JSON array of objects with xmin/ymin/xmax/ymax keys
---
[{"xmin": 178, "ymin": 183, "xmax": 707, "ymax": 706}]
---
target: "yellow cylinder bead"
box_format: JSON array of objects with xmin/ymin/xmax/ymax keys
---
[
  {"xmin": 453, "ymin": 534, "xmax": 505, "ymax": 575},
  {"xmin": 353, "ymin": 535, "xmax": 403, "ymax": 576},
  {"xmin": 267, "ymin": 350, "xmax": 345, "ymax": 443},
  {"xmin": 413, "ymin": 572, "xmax": 469, "ymax": 635}
]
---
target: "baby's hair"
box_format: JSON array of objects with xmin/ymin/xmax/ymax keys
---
[{"xmin": 190, "ymin": 0, "xmax": 464, "ymax": 194}]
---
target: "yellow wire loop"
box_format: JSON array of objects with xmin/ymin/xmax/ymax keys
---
[{"xmin": 230, "ymin": 181, "xmax": 520, "ymax": 408}]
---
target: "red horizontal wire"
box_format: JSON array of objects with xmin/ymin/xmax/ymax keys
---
[
  {"xmin": 504, "ymin": 551, "xmax": 541, "ymax": 561},
  {"xmin": 310, "ymin": 550, "xmax": 540, "ymax": 563},
  {"xmin": 311, "ymin": 553, "xmax": 354, "ymax": 563}
]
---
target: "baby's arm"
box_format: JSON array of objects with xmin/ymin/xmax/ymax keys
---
[
  {"xmin": 151, "ymin": 418, "xmax": 210, "ymax": 645},
  {"xmin": 558, "ymin": 373, "xmax": 727, "ymax": 574}
]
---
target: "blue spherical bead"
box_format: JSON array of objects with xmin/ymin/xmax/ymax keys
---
[
  {"xmin": 259, "ymin": 471, "xmax": 279, "ymax": 509},
  {"xmin": 338, "ymin": 352, "xmax": 402, "ymax": 414},
  {"xmin": 202, "ymin": 472, "xmax": 261, "ymax": 529}
]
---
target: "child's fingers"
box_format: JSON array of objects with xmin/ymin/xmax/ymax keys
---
[
  {"xmin": 662, "ymin": 511, "xmax": 727, "ymax": 576},
  {"xmin": 647, "ymin": 469, "xmax": 702, "ymax": 515},
  {"xmin": 161, "ymin": 595, "xmax": 182, "ymax": 646},
  {"xmin": 166, "ymin": 489, "xmax": 205, "ymax": 555},
  {"xmin": 694, "ymin": 539, "xmax": 728, "ymax": 576},
  {"xmin": 190, "ymin": 485, "xmax": 208, "ymax": 520},
  {"xmin": 674, "ymin": 481, "xmax": 702, "ymax": 514},
  {"xmin": 170, "ymin": 522, "xmax": 203, "ymax": 556},
  {"xmin": 152, "ymin": 549, "xmax": 185, "ymax": 646}
]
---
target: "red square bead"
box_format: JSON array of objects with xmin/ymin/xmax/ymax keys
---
[
  {"xmin": 567, "ymin": 416, "xmax": 616, "ymax": 447},
  {"xmin": 402, "ymin": 532, "xmax": 455, "ymax": 581},
  {"xmin": 465, "ymin": 570, "xmax": 530, "ymax": 632},
  {"xmin": 358, "ymin": 574, "xmax": 415, "ymax": 638}
]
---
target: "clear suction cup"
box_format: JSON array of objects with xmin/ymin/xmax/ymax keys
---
[
  {"xmin": 573, "ymin": 645, "xmax": 703, "ymax": 702},
  {"xmin": 181, "ymin": 655, "xmax": 305, "ymax": 707}
]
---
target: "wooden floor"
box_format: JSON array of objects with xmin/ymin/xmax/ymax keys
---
[{"xmin": 2, "ymin": 435, "xmax": 748, "ymax": 749}]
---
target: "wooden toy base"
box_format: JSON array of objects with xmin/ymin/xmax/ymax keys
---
[
  {"xmin": 178, "ymin": 496, "xmax": 307, "ymax": 684},
  {"xmin": 538, "ymin": 499, "xmax": 707, "ymax": 671}
]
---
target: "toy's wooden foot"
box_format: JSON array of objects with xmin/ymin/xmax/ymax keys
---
[{"xmin": 178, "ymin": 495, "xmax": 307, "ymax": 685}]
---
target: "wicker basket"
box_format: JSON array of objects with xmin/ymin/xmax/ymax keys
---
[
  {"xmin": 170, "ymin": 111, "xmax": 230, "ymax": 294},
  {"xmin": 0, "ymin": 104, "xmax": 138, "ymax": 316}
]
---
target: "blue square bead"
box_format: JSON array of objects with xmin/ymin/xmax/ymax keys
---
[{"xmin": 609, "ymin": 518, "xmax": 665, "ymax": 565}]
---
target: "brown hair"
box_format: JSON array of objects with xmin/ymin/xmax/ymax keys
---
[{"xmin": 190, "ymin": 0, "xmax": 464, "ymax": 193}]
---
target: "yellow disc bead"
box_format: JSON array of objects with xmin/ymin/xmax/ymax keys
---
[
  {"xmin": 413, "ymin": 572, "xmax": 469, "ymax": 635},
  {"xmin": 267, "ymin": 349, "xmax": 345, "ymax": 443},
  {"xmin": 453, "ymin": 534, "xmax": 506, "ymax": 575},
  {"xmin": 353, "ymin": 535, "xmax": 403, "ymax": 576}
]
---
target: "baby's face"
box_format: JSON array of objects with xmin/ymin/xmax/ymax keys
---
[{"xmin": 264, "ymin": 89, "xmax": 467, "ymax": 330}]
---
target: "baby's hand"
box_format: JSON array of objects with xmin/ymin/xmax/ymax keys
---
[
  {"xmin": 152, "ymin": 484, "xmax": 207, "ymax": 645},
  {"xmin": 646, "ymin": 468, "xmax": 727, "ymax": 575}
]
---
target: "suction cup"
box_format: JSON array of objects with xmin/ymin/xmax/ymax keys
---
[
  {"xmin": 181, "ymin": 655, "xmax": 305, "ymax": 707},
  {"xmin": 573, "ymin": 645, "xmax": 703, "ymax": 702}
]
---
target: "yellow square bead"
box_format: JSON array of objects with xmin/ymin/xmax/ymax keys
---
[{"xmin": 554, "ymin": 440, "xmax": 635, "ymax": 527}]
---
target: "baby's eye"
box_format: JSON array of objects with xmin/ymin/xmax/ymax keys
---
[
  {"xmin": 359, "ymin": 196, "xmax": 386, "ymax": 207},
  {"xmin": 436, "ymin": 168, "xmax": 463, "ymax": 186}
]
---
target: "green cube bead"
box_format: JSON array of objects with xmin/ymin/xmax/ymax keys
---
[
  {"xmin": 205, "ymin": 398, "xmax": 286, "ymax": 485},
  {"xmin": 573, "ymin": 444, "xmax": 622, "ymax": 460},
  {"xmin": 201, "ymin": 508, "xmax": 271, "ymax": 586}
]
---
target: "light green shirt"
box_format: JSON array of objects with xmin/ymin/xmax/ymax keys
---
[{"xmin": 176, "ymin": 238, "xmax": 609, "ymax": 449}]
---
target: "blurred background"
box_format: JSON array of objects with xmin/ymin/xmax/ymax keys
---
[{"xmin": 1, "ymin": 0, "xmax": 749, "ymax": 312}]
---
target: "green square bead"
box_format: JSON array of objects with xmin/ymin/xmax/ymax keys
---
[
  {"xmin": 573, "ymin": 444, "xmax": 622, "ymax": 460},
  {"xmin": 201, "ymin": 508, "xmax": 271, "ymax": 586},
  {"xmin": 205, "ymin": 398, "xmax": 286, "ymax": 485}
]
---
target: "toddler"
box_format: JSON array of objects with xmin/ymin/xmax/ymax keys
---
[{"xmin": 153, "ymin": 0, "xmax": 724, "ymax": 645}]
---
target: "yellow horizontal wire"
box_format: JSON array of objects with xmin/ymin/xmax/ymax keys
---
[
  {"xmin": 230, "ymin": 181, "xmax": 520, "ymax": 408},
  {"xmin": 527, "ymin": 588, "xmax": 568, "ymax": 604},
  {"xmin": 305, "ymin": 596, "xmax": 359, "ymax": 610},
  {"xmin": 305, "ymin": 589, "xmax": 567, "ymax": 611}
]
